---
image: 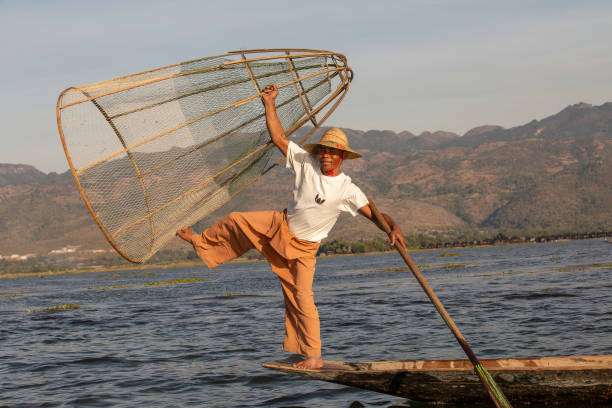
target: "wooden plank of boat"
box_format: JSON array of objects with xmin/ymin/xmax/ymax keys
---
[{"xmin": 263, "ymin": 355, "xmax": 612, "ymax": 406}]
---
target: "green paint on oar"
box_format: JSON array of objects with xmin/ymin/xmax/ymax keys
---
[{"xmin": 476, "ymin": 364, "xmax": 513, "ymax": 407}]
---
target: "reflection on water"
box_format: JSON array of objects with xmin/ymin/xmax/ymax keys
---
[{"xmin": 1, "ymin": 240, "xmax": 610, "ymax": 407}]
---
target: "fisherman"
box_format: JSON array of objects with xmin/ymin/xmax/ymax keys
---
[{"xmin": 177, "ymin": 84, "xmax": 406, "ymax": 369}]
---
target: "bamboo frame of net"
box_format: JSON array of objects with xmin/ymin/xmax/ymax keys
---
[{"xmin": 56, "ymin": 49, "xmax": 353, "ymax": 263}]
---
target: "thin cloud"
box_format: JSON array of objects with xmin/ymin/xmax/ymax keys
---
[{"xmin": 0, "ymin": 1, "xmax": 611, "ymax": 171}]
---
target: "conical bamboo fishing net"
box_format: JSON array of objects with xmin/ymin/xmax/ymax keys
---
[{"xmin": 56, "ymin": 49, "xmax": 353, "ymax": 263}]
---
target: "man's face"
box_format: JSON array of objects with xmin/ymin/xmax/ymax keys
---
[{"xmin": 317, "ymin": 145, "xmax": 344, "ymax": 175}]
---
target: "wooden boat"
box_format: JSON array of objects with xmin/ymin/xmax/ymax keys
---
[{"xmin": 263, "ymin": 355, "xmax": 612, "ymax": 406}]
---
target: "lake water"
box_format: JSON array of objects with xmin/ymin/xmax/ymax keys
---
[{"xmin": 1, "ymin": 240, "xmax": 611, "ymax": 407}]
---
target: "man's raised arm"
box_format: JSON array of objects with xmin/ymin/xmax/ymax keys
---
[{"xmin": 261, "ymin": 84, "xmax": 289, "ymax": 157}]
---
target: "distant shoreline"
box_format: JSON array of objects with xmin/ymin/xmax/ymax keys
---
[
  {"xmin": 0, "ymin": 251, "xmax": 380, "ymax": 279},
  {"xmin": 3, "ymin": 236, "xmax": 608, "ymax": 279},
  {"xmin": 1, "ymin": 250, "xmax": 404, "ymax": 280},
  {"xmin": 0, "ymin": 258, "xmax": 251, "ymax": 280}
]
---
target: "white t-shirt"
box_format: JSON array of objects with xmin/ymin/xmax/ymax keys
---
[{"xmin": 285, "ymin": 141, "xmax": 369, "ymax": 242}]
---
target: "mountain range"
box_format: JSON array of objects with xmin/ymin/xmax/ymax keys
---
[{"xmin": 1, "ymin": 101, "xmax": 611, "ymax": 257}]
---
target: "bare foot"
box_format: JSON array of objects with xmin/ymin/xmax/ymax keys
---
[
  {"xmin": 176, "ymin": 227, "xmax": 195, "ymax": 243},
  {"xmin": 292, "ymin": 356, "xmax": 323, "ymax": 370}
]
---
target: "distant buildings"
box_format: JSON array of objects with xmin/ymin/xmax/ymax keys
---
[
  {"xmin": 0, "ymin": 246, "xmax": 108, "ymax": 261},
  {"xmin": 0, "ymin": 253, "xmax": 36, "ymax": 261},
  {"xmin": 48, "ymin": 246, "xmax": 78, "ymax": 255},
  {"xmin": 47, "ymin": 246, "xmax": 109, "ymax": 255}
]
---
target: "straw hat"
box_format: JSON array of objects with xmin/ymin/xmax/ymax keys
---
[{"xmin": 303, "ymin": 128, "xmax": 362, "ymax": 159}]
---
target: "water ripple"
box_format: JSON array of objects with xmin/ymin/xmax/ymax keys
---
[{"xmin": 1, "ymin": 240, "xmax": 610, "ymax": 407}]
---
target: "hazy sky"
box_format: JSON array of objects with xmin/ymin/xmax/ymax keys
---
[{"xmin": 1, "ymin": 0, "xmax": 611, "ymax": 173}]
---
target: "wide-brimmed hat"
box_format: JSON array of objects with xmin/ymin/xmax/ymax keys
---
[{"xmin": 303, "ymin": 128, "xmax": 362, "ymax": 159}]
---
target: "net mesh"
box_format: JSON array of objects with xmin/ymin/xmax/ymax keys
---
[{"xmin": 57, "ymin": 49, "xmax": 352, "ymax": 263}]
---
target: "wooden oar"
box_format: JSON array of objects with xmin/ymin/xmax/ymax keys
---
[{"xmin": 367, "ymin": 198, "xmax": 513, "ymax": 408}]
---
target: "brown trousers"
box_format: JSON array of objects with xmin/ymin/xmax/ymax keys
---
[{"xmin": 191, "ymin": 211, "xmax": 322, "ymax": 357}]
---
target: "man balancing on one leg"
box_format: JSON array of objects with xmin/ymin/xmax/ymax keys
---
[{"xmin": 176, "ymin": 84, "xmax": 406, "ymax": 369}]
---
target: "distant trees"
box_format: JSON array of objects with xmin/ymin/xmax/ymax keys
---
[{"xmin": 318, "ymin": 237, "xmax": 396, "ymax": 255}]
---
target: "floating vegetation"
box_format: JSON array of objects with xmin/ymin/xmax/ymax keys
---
[
  {"xmin": 453, "ymin": 269, "xmax": 520, "ymax": 280},
  {"xmin": 98, "ymin": 284, "xmax": 130, "ymax": 290},
  {"xmin": 94, "ymin": 277, "xmax": 209, "ymax": 291},
  {"xmin": 94, "ymin": 271, "xmax": 156, "ymax": 280},
  {"xmin": 382, "ymin": 267, "xmax": 410, "ymax": 272},
  {"xmin": 592, "ymin": 263, "xmax": 612, "ymax": 269},
  {"xmin": 145, "ymin": 278, "xmax": 206, "ymax": 286},
  {"xmin": 558, "ymin": 263, "xmax": 612, "ymax": 273},
  {"xmin": 443, "ymin": 264, "xmax": 467, "ymax": 269},
  {"xmin": 558, "ymin": 265, "xmax": 587, "ymax": 272},
  {"xmin": 362, "ymin": 265, "xmax": 435, "ymax": 275},
  {"xmin": 438, "ymin": 253, "xmax": 461, "ymax": 257},
  {"xmin": 49, "ymin": 303, "xmax": 80, "ymax": 310},
  {"xmin": 362, "ymin": 266, "xmax": 409, "ymax": 275},
  {"xmin": 124, "ymin": 272, "xmax": 156, "ymax": 277},
  {"xmin": 1, "ymin": 289, "xmax": 27, "ymax": 299},
  {"xmin": 219, "ymin": 291, "xmax": 264, "ymax": 298},
  {"xmin": 28, "ymin": 303, "xmax": 80, "ymax": 313}
]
